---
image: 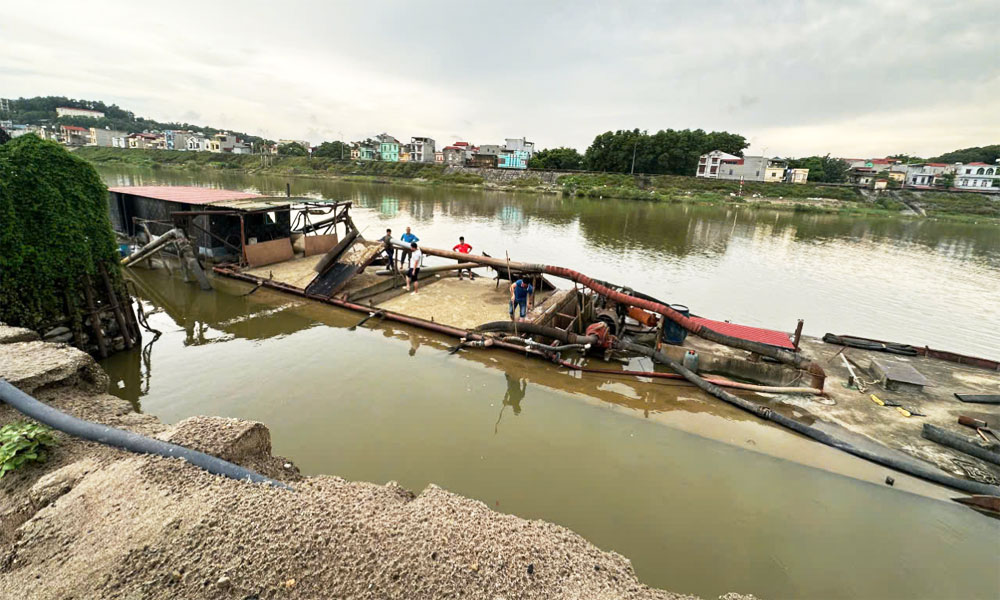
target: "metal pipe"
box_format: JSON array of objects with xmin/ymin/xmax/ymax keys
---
[
  {"xmin": 404, "ymin": 245, "xmax": 826, "ymax": 389},
  {"xmin": 616, "ymin": 339, "xmax": 998, "ymax": 496}
]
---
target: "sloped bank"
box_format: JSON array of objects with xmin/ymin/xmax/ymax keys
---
[{"xmin": 0, "ymin": 325, "xmax": 754, "ymax": 599}]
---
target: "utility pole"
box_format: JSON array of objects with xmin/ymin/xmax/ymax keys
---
[
  {"xmin": 338, "ymin": 130, "xmax": 344, "ymax": 160},
  {"xmin": 630, "ymin": 141, "xmax": 638, "ymax": 175}
]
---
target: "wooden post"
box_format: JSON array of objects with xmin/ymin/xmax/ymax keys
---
[
  {"xmin": 82, "ymin": 276, "xmax": 108, "ymax": 358},
  {"xmin": 99, "ymin": 263, "xmax": 133, "ymax": 349},
  {"xmin": 793, "ymin": 319, "xmax": 804, "ymax": 350}
]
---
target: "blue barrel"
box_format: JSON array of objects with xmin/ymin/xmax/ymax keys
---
[
  {"xmin": 118, "ymin": 243, "xmax": 131, "ymax": 258},
  {"xmin": 662, "ymin": 304, "xmax": 689, "ymax": 345}
]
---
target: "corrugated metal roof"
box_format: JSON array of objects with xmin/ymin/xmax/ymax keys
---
[
  {"xmin": 690, "ymin": 316, "xmax": 796, "ymax": 350},
  {"xmin": 108, "ymin": 186, "xmax": 266, "ymax": 206}
]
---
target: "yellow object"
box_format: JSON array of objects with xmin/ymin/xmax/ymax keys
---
[
  {"xmin": 896, "ymin": 406, "xmax": 911, "ymax": 417},
  {"xmin": 870, "ymin": 394, "xmax": 885, "ymax": 406}
]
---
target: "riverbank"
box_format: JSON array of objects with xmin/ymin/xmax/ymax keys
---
[
  {"xmin": 74, "ymin": 147, "xmax": 1000, "ymax": 223},
  {"xmin": 0, "ymin": 326, "xmax": 754, "ymax": 599}
]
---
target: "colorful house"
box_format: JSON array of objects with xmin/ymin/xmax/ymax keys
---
[
  {"xmin": 497, "ymin": 149, "xmax": 530, "ymax": 169},
  {"xmin": 377, "ymin": 133, "xmax": 400, "ymax": 162}
]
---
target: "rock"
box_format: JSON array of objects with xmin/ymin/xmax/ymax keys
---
[
  {"xmin": 217, "ymin": 576, "xmax": 232, "ymax": 590},
  {"xmin": 42, "ymin": 326, "xmax": 70, "ymax": 339},
  {"xmin": 0, "ymin": 324, "xmax": 40, "ymax": 345},
  {"xmin": 0, "ymin": 341, "xmax": 107, "ymax": 394},
  {"xmin": 284, "ymin": 578, "xmax": 296, "ymax": 589},
  {"xmin": 29, "ymin": 459, "xmax": 98, "ymax": 509}
]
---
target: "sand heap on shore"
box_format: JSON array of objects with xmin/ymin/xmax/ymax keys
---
[{"xmin": 0, "ymin": 327, "xmax": 751, "ymax": 599}]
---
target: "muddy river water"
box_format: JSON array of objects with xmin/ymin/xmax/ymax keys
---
[{"xmin": 98, "ymin": 167, "xmax": 1000, "ymax": 599}]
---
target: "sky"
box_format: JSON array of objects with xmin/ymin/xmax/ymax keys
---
[{"xmin": 2, "ymin": 0, "xmax": 997, "ymax": 158}]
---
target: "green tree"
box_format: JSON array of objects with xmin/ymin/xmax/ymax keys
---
[
  {"xmin": 931, "ymin": 145, "xmax": 1000, "ymax": 165},
  {"xmin": 583, "ymin": 128, "xmax": 748, "ymax": 175},
  {"xmin": 312, "ymin": 141, "xmax": 351, "ymax": 159},
  {"xmin": 278, "ymin": 142, "xmax": 308, "ymax": 157},
  {"xmin": 788, "ymin": 155, "xmax": 850, "ymax": 183},
  {"xmin": 528, "ymin": 147, "xmax": 584, "ymax": 170}
]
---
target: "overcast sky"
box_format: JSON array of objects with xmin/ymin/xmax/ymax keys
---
[{"xmin": 3, "ymin": 1, "xmax": 997, "ymax": 157}]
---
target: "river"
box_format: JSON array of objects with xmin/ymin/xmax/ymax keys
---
[{"xmin": 97, "ymin": 166, "xmax": 1000, "ymax": 599}]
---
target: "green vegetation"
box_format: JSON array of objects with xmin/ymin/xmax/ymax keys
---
[
  {"xmin": 583, "ymin": 128, "xmax": 748, "ymax": 175},
  {"xmin": 0, "ymin": 136, "xmax": 124, "ymax": 330},
  {"xmin": 931, "ymin": 145, "xmax": 1000, "ymax": 165},
  {"xmin": 312, "ymin": 141, "xmax": 352, "ymax": 159},
  {"xmin": 1, "ymin": 96, "xmax": 269, "ymax": 144},
  {"xmin": 0, "ymin": 422, "xmax": 57, "ymax": 478},
  {"xmin": 898, "ymin": 190, "xmax": 1000, "ymax": 219},
  {"xmin": 557, "ymin": 172, "xmax": 863, "ymax": 202},
  {"xmin": 277, "ymin": 142, "xmax": 308, "ymax": 157},
  {"xmin": 788, "ymin": 155, "xmax": 851, "ymax": 183},
  {"xmin": 528, "ymin": 147, "xmax": 584, "ymax": 170}
]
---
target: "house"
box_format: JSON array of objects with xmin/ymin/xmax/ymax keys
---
[
  {"xmin": 904, "ymin": 163, "xmax": 954, "ymax": 188},
  {"xmin": 186, "ymin": 135, "xmax": 210, "ymax": 152},
  {"xmin": 60, "ymin": 125, "xmax": 90, "ymax": 146},
  {"xmin": 434, "ymin": 151, "xmax": 444, "ymax": 164},
  {"xmin": 164, "ymin": 130, "xmax": 195, "ymax": 151},
  {"xmin": 504, "ymin": 138, "xmax": 535, "ymax": 156},
  {"xmin": 848, "ymin": 167, "xmax": 878, "ymax": 186},
  {"xmin": 470, "ymin": 144, "xmax": 502, "ymax": 168},
  {"xmin": 278, "ymin": 139, "xmax": 311, "ymax": 153},
  {"xmin": 696, "ymin": 150, "xmax": 741, "ymax": 178},
  {"xmin": 410, "ymin": 137, "xmax": 436, "ymax": 162},
  {"xmin": 376, "ymin": 134, "xmax": 400, "ymax": 162},
  {"xmin": 786, "ymin": 168, "xmax": 809, "ymax": 184},
  {"xmin": 231, "ymin": 142, "xmax": 253, "ymax": 154},
  {"xmin": 955, "ymin": 162, "xmax": 1000, "ymax": 191},
  {"xmin": 89, "ymin": 127, "xmax": 128, "ymax": 148},
  {"xmin": 56, "ymin": 106, "xmax": 105, "ymax": 119},
  {"xmin": 210, "ymin": 133, "xmax": 239, "ymax": 153},
  {"xmin": 128, "ymin": 132, "xmax": 163, "ymax": 149},
  {"xmin": 352, "ymin": 141, "xmax": 378, "ymax": 161},
  {"xmin": 399, "ymin": 149, "xmax": 411, "ymax": 162},
  {"xmin": 715, "ymin": 155, "xmax": 787, "ymax": 182},
  {"xmin": 442, "ymin": 145, "xmax": 468, "ymax": 167}
]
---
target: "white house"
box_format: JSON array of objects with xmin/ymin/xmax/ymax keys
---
[
  {"xmin": 186, "ymin": 135, "xmax": 209, "ymax": 151},
  {"xmin": 696, "ymin": 150, "xmax": 741, "ymax": 178},
  {"xmin": 904, "ymin": 163, "xmax": 954, "ymax": 187},
  {"xmin": 55, "ymin": 106, "xmax": 105, "ymax": 119},
  {"xmin": 955, "ymin": 162, "xmax": 1000, "ymax": 191},
  {"xmin": 409, "ymin": 136, "xmax": 436, "ymax": 162}
]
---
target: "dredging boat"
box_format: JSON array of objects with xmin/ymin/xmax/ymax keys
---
[{"xmin": 109, "ymin": 186, "xmax": 1000, "ymax": 507}]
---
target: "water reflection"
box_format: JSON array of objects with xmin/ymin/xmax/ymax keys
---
[{"xmin": 494, "ymin": 371, "xmax": 528, "ymax": 434}]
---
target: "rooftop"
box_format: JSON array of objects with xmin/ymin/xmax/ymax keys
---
[
  {"xmin": 61, "ymin": 125, "xmax": 89, "ymax": 132},
  {"xmin": 108, "ymin": 185, "xmax": 275, "ymax": 207}
]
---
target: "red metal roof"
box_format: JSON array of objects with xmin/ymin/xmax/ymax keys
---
[
  {"xmin": 107, "ymin": 186, "xmax": 263, "ymax": 205},
  {"xmin": 690, "ymin": 316, "xmax": 795, "ymax": 350}
]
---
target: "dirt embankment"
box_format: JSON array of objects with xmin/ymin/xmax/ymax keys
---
[{"xmin": 0, "ymin": 325, "xmax": 753, "ymax": 600}]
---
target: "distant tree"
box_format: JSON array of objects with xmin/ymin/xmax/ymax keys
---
[
  {"xmin": 930, "ymin": 145, "xmax": 1000, "ymax": 165},
  {"xmin": 788, "ymin": 155, "xmax": 850, "ymax": 183},
  {"xmin": 886, "ymin": 154, "xmax": 925, "ymax": 164},
  {"xmin": 583, "ymin": 128, "xmax": 748, "ymax": 175},
  {"xmin": 937, "ymin": 172, "xmax": 955, "ymax": 188},
  {"xmin": 528, "ymin": 147, "xmax": 584, "ymax": 170},
  {"xmin": 312, "ymin": 141, "xmax": 351, "ymax": 159},
  {"xmin": 277, "ymin": 142, "xmax": 308, "ymax": 157}
]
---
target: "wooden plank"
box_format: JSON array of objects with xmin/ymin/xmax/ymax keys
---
[
  {"xmin": 304, "ymin": 234, "xmax": 339, "ymax": 257},
  {"xmin": 245, "ymin": 238, "xmax": 294, "ymax": 267}
]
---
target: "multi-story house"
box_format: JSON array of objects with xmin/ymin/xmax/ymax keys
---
[
  {"xmin": 409, "ymin": 137, "xmax": 436, "ymax": 162},
  {"xmin": 186, "ymin": 135, "xmax": 209, "ymax": 151},
  {"xmin": 442, "ymin": 145, "xmax": 468, "ymax": 167},
  {"xmin": 210, "ymin": 133, "xmax": 238, "ymax": 153},
  {"xmin": 164, "ymin": 130, "xmax": 195, "ymax": 151},
  {"xmin": 904, "ymin": 163, "xmax": 954, "ymax": 188},
  {"xmin": 955, "ymin": 162, "xmax": 1000, "ymax": 191},
  {"xmin": 497, "ymin": 149, "xmax": 530, "ymax": 169},
  {"xmin": 128, "ymin": 132, "xmax": 163, "ymax": 149},
  {"xmin": 696, "ymin": 150, "xmax": 741, "ymax": 178},
  {"xmin": 715, "ymin": 155, "xmax": 788, "ymax": 182},
  {"xmin": 376, "ymin": 133, "xmax": 400, "ymax": 162},
  {"xmin": 352, "ymin": 141, "xmax": 378, "ymax": 161},
  {"xmin": 504, "ymin": 138, "xmax": 535, "ymax": 156},
  {"xmin": 470, "ymin": 144, "xmax": 502, "ymax": 168},
  {"xmin": 59, "ymin": 125, "xmax": 91, "ymax": 146},
  {"xmin": 89, "ymin": 127, "xmax": 128, "ymax": 148},
  {"xmin": 434, "ymin": 151, "xmax": 444, "ymax": 164}
]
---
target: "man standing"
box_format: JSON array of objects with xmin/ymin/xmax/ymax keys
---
[
  {"xmin": 452, "ymin": 235, "xmax": 474, "ymax": 280},
  {"xmin": 400, "ymin": 226, "xmax": 419, "ymax": 269},
  {"xmin": 509, "ymin": 278, "xmax": 533, "ymax": 322},
  {"xmin": 380, "ymin": 228, "xmax": 396, "ymax": 272},
  {"xmin": 406, "ymin": 242, "xmax": 423, "ymax": 293}
]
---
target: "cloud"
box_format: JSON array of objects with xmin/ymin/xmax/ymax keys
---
[{"xmin": 1, "ymin": 0, "xmax": 996, "ymax": 157}]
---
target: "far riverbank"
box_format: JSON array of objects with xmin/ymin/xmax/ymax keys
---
[{"xmin": 76, "ymin": 147, "xmax": 1000, "ymax": 223}]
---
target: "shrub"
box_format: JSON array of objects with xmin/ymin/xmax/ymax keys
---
[{"xmin": 0, "ymin": 422, "xmax": 57, "ymax": 478}]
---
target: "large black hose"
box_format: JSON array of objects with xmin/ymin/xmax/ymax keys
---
[
  {"xmin": 615, "ymin": 340, "xmax": 1000, "ymax": 496},
  {"xmin": 0, "ymin": 379, "xmax": 291, "ymax": 490},
  {"xmin": 475, "ymin": 321, "xmax": 597, "ymax": 345}
]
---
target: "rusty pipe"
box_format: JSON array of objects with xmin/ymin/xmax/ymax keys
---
[{"xmin": 414, "ymin": 245, "xmax": 825, "ymax": 389}]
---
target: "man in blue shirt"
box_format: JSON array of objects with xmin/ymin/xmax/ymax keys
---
[
  {"xmin": 399, "ymin": 226, "xmax": 419, "ymax": 269},
  {"xmin": 509, "ymin": 278, "xmax": 533, "ymax": 321}
]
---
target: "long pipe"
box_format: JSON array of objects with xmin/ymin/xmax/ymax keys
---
[
  {"xmin": 615, "ymin": 339, "xmax": 999, "ymax": 496},
  {"xmin": 0, "ymin": 379, "xmax": 290, "ymax": 490},
  {"xmin": 405, "ymin": 245, "xmax": 826, "ymax": 389}
]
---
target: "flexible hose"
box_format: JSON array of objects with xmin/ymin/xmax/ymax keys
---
[
  {"xmin": 0, "ymin": 379, "xmax": 291, "ymax": 490},
  {"xmin": 614, "ymin": 340, "xmax": 998, "ymax": 496},
  {"xmin": 475, "ymin": 321, "xmax": 597, "ymax": 345}
]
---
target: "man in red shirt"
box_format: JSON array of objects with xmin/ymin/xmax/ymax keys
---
[{"xmin": 452, "ymin": 236, "xmax": 474, "ymax": 280}]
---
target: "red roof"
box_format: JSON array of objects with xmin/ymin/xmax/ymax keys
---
[
  {"xmin": 453, "ymin": 141, "xmax": 470, "ymax": 146},
  {"xmin": 107, "ymin": 186, "xmax": 263, "ymax": 205},
  {"xmin": 690, "ymin": 316, "xmax": 795, "ymax": 350},
  {"xmin": 924, "ymin": 162, "xmax": 947, "ymax": 167},
  {"xmin": 61, "ymin": 125, "xmax": 89, "ymax": 132},
  {"xmin": 966, "ymin": 162, "xmax": 990, "ymax": 166}
]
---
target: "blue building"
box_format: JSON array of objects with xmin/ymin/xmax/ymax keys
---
[{"xmin": 497, "ymin": 149, "xmax": 529, "ymax": 169}]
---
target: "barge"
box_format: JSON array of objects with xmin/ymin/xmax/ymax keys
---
[{"xmin": 111, "ymin": 187, "xmax": 1000, "ymax": 505}]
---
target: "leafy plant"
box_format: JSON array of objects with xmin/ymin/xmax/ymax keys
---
[{"xmin": 0, "ymin": 422, "xmax": 57, "ymax": 477}]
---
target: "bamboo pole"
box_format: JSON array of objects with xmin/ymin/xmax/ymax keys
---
[
  {"xmin": 98, "ymin": 263, "xmax": 133, "ymax": 349},
  {"xmin": 82, "ymin": 276, "xmax": 108, "ymax": 358}
]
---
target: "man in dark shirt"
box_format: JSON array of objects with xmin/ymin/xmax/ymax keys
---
[
  {"xmin": 380, "ymin": 228, "xmax": 396, "ymax": 272},
  {"xmin": 509, "ymin": 278, "xmax": 533, "ymax": 321}
]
